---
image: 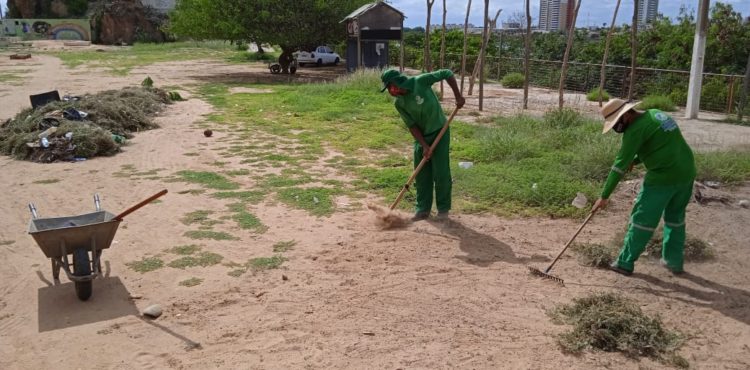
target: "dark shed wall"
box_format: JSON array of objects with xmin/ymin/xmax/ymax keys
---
[{"xmin": 358, "ymin": 5, "xmax": 402, "ymax": 29}]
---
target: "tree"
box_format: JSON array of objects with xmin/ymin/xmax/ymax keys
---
[
  {"xmin": 598, "ymin": 0, "xmax": 622, "ymax": 107},
  {"xmin": 558, "ymin": 0, "xmax": 582, "ymax": 109},
  {"xmin": 469, "ymin": 8, "xmax": 501, "ymax": 96},
  {"xmin": 425, "ymin": 0, "xmax": 436, "ymax": 72},
  {"xmin": 170, "ymin": 0, "xmax": 370, "ymax": 72},
  {"xmin": 740, "ymin": 54, "xmax": 750, "ymax": 121},
  {"xmin": 523, "ymin": 0, "xmax": 532, "ymax": 109},
  {"xmin": 460, "ymin": 0, "xmax": 473, "ymax": 93}
]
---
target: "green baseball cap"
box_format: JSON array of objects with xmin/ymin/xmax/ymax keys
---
[{"xmin": 380, "ymin": 69, "xmax": 407, "ymax": 92}]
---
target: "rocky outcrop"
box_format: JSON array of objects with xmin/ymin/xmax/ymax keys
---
[{"xmin": 90, "ymin": 0, "xmax": 167, "ymax": 45}]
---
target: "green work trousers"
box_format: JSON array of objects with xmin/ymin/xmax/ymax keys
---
[
  {"xmin": 615, "ymin": 181, "xmax": 694, "ymax": 272},
  {"xmin": 413, "ymin": 127, "xmax": 452, "ymax": 214}
]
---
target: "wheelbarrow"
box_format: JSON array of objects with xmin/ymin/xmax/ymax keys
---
[{"xmin": 28, "ymin": 190, "xmax": 167, "ymax": 301}]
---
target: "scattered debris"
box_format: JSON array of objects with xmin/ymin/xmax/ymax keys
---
[
  {"xmin": 142, "ymin": 304, "xmax": 163, "ymax": 319},
  {"xmin": 693, "ymin": 182, "xmax": 731, "ymax": 205},
  {"xmin": 458, "ymin": 161, "xmax": 474, "ymax": 169},
  {"xmin": 704, "ymin": 181, "xmax": 721, "ymax": 189},
  {"xmin": 571, "ymin": 192, "xmax": 588, "ymax": 209},
  {"xmin": 204, "ymin": 129, "xmax": 213, "ymax": 137},
  {"xmin": 282, "ymin": 274, "xmax": 288, "ymax": 281},
  {"xmin": 739, "ymin": 200, "xmax": 749, "ymax": 209},
  {"xmin": 10, "ymin": 54, "xmax": 31, "ymax": 60}
]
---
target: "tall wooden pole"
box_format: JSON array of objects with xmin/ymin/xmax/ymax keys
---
[
  {"xmin": 627, "ymin": 0, "xmax": 639, "ymax": 100},
  {"xmin": 460, "ymin": 0, "xmax": 472, "ymax": 94},
  {"xmin": 685, "ymin": 0, "xmax": 710, "ymax": 118},
  {"xmin": 598, "ymin": 0, "xmax": 621, "ymax": 107},
  {"xmin": 439, "ymin": 0, "xmax": 447, "ymax": 98},
  {"xmin": 558, "ymin": 0, "xmax": 582, "ymax": 109},
  {"xmin": 738, "ymin": 54, "xmax": 750, "ymax": 121},
  {"xmin": 523, "ymin": 0, "xmax": 532, "ymax": 109},
  {"xmin": 425, "ymin": 0, "xmax": 435, "ymax": 71}
]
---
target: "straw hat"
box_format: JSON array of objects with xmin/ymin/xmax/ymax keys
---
[{"xmin": 600, "ymin": 98, "xmax": 640, "ymax": 133}]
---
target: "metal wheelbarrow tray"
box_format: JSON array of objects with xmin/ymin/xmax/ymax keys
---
[{"xmin": 28, "ymin": 190, "xmax": 167, "ymax": 301}]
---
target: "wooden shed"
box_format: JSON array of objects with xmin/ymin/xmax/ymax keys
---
[{"xmin": 341, "ymin": 1, "xmax": 405, "ymax": 72}]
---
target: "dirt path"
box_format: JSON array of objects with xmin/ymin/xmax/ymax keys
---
[{"xmin": 1, "ymin": 45, "xmax": 749, "ymax": 369}]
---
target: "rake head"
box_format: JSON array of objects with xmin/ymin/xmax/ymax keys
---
[{"xmin": 528, "ymin": 266, "xmax": 565, "ymax": 286}]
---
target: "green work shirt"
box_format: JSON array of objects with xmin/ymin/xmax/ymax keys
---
[
  {"xmin": 394, "ymin": 69, "xmax": 454, "ymax": 135},
  {"xmin": 601, "ymin": 109, "xmax": 696, "ymax": 199}
]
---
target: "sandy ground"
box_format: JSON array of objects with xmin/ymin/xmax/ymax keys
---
[{"xmin": 1, "ymin": 43, "xmax": 750, "ymax": 369}]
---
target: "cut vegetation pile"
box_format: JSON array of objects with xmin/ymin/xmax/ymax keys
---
[
  {"xmin": 549, "ymin": 292, "xmax": 687, "ymax": 368},
  {"xmin": 573, "ymin": 228, "xmax": 715, "ymax": 268},
  {"xmin": 0, "ymin": 86, "xmax": 171, "ymax": 162}
]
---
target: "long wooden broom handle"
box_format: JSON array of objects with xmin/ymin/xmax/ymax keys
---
[
  {"xmin": 544, "ymin": 209, "xmax": 598, "ymax": 273},
  {"xmin": 113, "ymin": 189, "xmax": 168, "ymax": 221},
  {"xmin": 389, "ymin": 107, "xmax": 460, "ymax": 210}
]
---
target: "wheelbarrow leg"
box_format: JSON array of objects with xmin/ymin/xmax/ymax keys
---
[
  {"xmin": 51, "ymin": 258, "xmax": 60, "ymax": 285},
  {"xmin": 90, "ymin": 235, "xmax": 101, "ymax": 275}
]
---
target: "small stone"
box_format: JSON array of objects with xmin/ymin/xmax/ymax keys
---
[
  {"xmin": 129, "ymin": 294, "xmax": 143, "ymax": 300},
  {"xmin": 282, "ymin": 274, "xmax": 288, "ymax": 281},
  {"xmin": 142, "ymin": 304, "xmax": 163, "ymax": 319},
  {"xmin": 705, "ymin": 181, "xmax": 720, "ymax": 189},
  {"xmin": 203, "ymin": 129, "xmax": 213, "ymax": 137},
  {"xmin": 739, "ymin": 200, "xmax": 749, "ymax": 209}
]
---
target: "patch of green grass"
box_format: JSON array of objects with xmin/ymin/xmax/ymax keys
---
[
  {"xmin": 638, "ymin": 95, "xmax": 677, "ymax": 112},
  {"xmin": 228, "ymin": 203, "xmax": 267, "ymax": 233},
  {"xmin": 167, "ymin": 244, "xmax": 201, "ymax": 255},
  {"xmin": 184, "ymin": 230, "xmax": 239, "ymax": 241},
  {"xmin": 179, "ymin": 277, "xmax": 204, "ymax": 287},
  {"xmin": 176, "ymin": 170, "xmax": 239, "ymax": 190},
  {"xmin": 168, "ymin": 251, "xmax": 224, "ymax": 269},
  {"xmin": 224, "ymin": 169, "xmax": 251, "ymax": 177},
  {"xmin": 277, "ymin": 187, "xmax": 340, "ymax": 216},
  {"xmin": 0, "ymin": 240, "xmax": 15, "ymax": 246},
  {"xmin": 272, "ymin": 240, "xmax": 297, "ymax": 253},
  {"xmin": 248, "ymin": 255, "xmax": 287, "ymax": 270},
  {"xmin": 0, "ymin": 71, "xmax": 26, "ymax": 83},
  {"xmin": 33, "ymin": 179, "xmax": 60, "ymax": 184},
  {"xmin": 50, "ymin": 41, "xmax": 241, "ymax": 76},
  {"xmin": 177, "ymin": 189, "xmax": 206, "ymax": 195},
  {"xmin": 228, "ymin": 269, "xmax": 246, "ymax": 277},
  {"xmin": 260, "ymin": 173, "xmax": 312, "ymax": 189},
  {"xmin": 180, "ymin": 210, "xmax": 215, "ymax": 226},
  {"xmin": 126, "ymin": 257, "xmax": 164, "ymax": 273},
  {"xmin": 695, "ymin": 150, "xmax": 750, "ymax": 184},
  {"xmin": 211, "ymin": 191, "xmax": 266, "ymax": 204},
  {"xmin": 586, "ymin": 88, "xmax": 610, "ymax": 102},
  {"xmin": 549, "ymin": 292, "xmax": 686, "ymax": 367}
]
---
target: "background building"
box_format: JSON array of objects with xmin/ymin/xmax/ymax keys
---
[
  {"xmin": 637, "ymin": 0, "xmax": 659, "ymax": 26},
  {"xmin": 539, "ymin": 0, "xmax": 575, "ymax": 32}
]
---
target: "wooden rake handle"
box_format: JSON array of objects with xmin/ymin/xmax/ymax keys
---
[
  {"xmin": 113, "ymin": 189, "xmax": 168, "ymax": 221},
  {"xmin": 389, "ymin": 107, "xmax": 460, "ymax": 211},
  {"xmin": 544, "ymin": 208, "xmax": 598, "ymax": 273}
]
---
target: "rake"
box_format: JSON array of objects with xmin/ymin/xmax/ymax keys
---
[{"xmin": 528, "ymin": 209, "xmax": 598, "ymax": 285}]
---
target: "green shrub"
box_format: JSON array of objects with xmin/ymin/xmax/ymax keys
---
[
  {"xmin": 638, "ymin": 95, "xmax": 677, "ymax": 112},
  {"xmin": 586, "ymin": 88, "xmax": 610, "ymax": 102},
  {"xmin": 501, "ymin": 72, "xmax": 525, "ymax": 89},
  {"xmin": 695, "ymin": 150, "xmax": 750, "ymax": 184}
]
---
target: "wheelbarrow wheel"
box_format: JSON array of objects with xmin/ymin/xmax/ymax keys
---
[{"xmin": 73, "ymin": 248, "xmax": 93, "ymax": 301}]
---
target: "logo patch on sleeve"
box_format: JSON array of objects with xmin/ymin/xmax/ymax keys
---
[{"xmin": 655, "ymin": 112, "xmax": 677, "ymax": 132}]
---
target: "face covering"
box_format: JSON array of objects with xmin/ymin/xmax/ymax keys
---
[{"xmin": 613, "ymin": 119, "xmax": 628, "ymax": 133}]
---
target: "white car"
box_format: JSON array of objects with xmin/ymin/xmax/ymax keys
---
[{"xmin": 295, "ymin": 46, "xmax": 341, "ymax": 66}]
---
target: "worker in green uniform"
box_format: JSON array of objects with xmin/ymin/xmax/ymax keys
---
[
  {"xmin": 592, "ymin": 98, "xmax": 696, "ymax": 276},
  {"xmin": 380, "ymin": 68, "xmax": 465, "ymax": 221}
]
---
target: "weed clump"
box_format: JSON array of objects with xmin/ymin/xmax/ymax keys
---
[
  {"xmin": 501, "ymin": 73, "xmax": 525, "ymax": 89},
  {"xmin": 549, "ymin": 292, "xmax": 687, "ymax": 367},
  {"xmin": 638, "ymin": 95, "xmax": 677, "ymax": 112},
  {"xmin": 586, "ymin": 88, "xmax": 610, "ymax": 102}
]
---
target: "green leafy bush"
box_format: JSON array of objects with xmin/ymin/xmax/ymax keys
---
[
  {"xmin": 639, "ymin": 95, "xmax": 677, "ymax": 112},
  {"xmin": 586, "ymin": 88, "xmax": 610, "ymax": 102},
  {"xmin": 501, "ymin": 72, "xmax": 525, "ymax": 89}
]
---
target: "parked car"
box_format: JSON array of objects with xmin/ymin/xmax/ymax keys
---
[{"xmin": 294, "ymin": 46, "xmax": 341, "ymax": 67}]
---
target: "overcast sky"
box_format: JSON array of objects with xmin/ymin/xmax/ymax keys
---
[
  {"xmin": 388, "ymin": 0, "xmax": 750, "ymax": 28},
  {"xmin": 1, "ymin": 0, "xmax": 748, "ymax": 28}
]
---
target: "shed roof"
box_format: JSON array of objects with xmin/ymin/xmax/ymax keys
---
[{"xmin": 342, "ymin": 1, "xmax": 405, "ymax": 22}]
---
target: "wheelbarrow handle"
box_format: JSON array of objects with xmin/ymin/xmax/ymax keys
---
[
  {"xmin": 94, "ymin": 193, "xmax": 101, "ymax": 211},
  {"xmin": 28, "ymin": 203, "xmax": 39, "ymax": 219},
  {"xmin": 113, "ymin": 189, "xmax": 168, "ymax": 221}
]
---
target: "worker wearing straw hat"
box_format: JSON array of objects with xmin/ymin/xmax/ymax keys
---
[
  {"xmin": 592, "ymin": 99, "xmax": 696, "ymax": 276},
  {"xmin": 380, "ymin": 68, "xmax": 465, "ymax": 221}
]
